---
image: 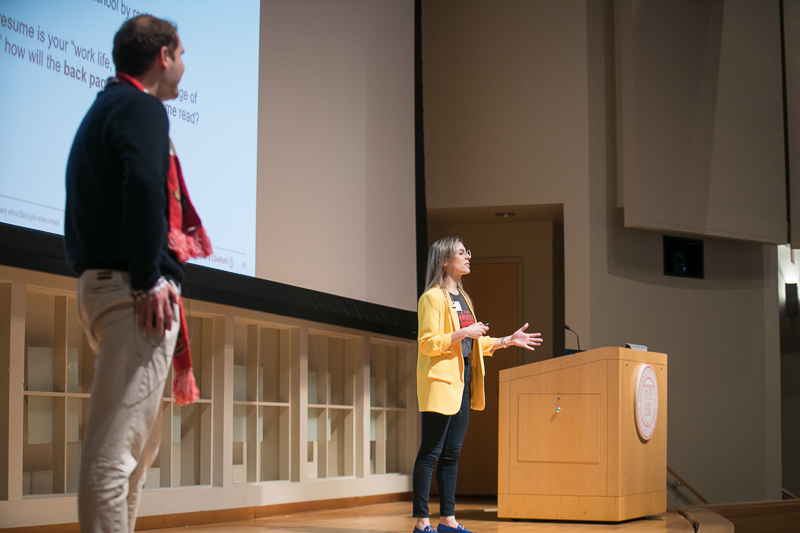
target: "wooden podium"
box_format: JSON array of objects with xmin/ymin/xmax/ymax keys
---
[{"xmin": 497, "ymin": 347, "xmax": 667, "ymax": 522}]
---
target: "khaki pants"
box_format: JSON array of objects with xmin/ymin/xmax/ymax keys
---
[{"xmin": 76, "ymin": 270, "xmax": 178, "ymax": 533}]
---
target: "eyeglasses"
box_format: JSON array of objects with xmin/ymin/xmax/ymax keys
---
[{"xmin": 456, "ymin": 249, "xmax": 472, "ymax": 258}]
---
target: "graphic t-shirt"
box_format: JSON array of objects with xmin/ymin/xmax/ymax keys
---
[{"xmin": 449, "ymin": 290, "xmax": 474, "ymax": 359}]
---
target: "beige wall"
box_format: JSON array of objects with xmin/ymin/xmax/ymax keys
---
[
  {"xmin": 787, "ymin": 1, "xmax": 800, "ymax": 249},
  {"xmin": 422, "ymin": 0, "xmax": 593, "ymax": 345},
  {"xmin": 423, "ymin": 0, "xmax": 783, "ymax": 504}
]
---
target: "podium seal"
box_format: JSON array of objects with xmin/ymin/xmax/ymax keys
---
[{"xmin": 634, "ymin": 363, "xmax": 658, "ymax": 441}]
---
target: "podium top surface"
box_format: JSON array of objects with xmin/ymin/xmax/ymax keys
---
[{"xmin": 499, "ymin": 346, "xmax": 667, "ymax": 383}]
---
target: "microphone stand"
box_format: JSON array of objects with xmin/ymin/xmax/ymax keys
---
[{"xmin": 564, "ymin": 324, "xmax": 581, "ymax": 351}]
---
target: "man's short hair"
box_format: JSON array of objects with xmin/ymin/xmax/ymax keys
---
[{"xmin": 112, "ymin": 15, "xmax": 178, "ymax": 76}]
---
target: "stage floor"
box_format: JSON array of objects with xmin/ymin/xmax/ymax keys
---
[{"xmin": 145, "ymin": 499, "xmax": 694, "ymax": 533}]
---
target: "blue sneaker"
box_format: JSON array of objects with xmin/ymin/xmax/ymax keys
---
[
  {"xmin": 413, "ymin": 527, "xmax": 437, "ymax": 533},
  {"xmin": 437, "ymin": 524, "xmax": 475, "ymax": 533}
]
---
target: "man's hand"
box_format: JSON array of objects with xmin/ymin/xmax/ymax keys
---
[{"xmin": 137, "ymin": 282, "xmax": 180, "ymax": 338}]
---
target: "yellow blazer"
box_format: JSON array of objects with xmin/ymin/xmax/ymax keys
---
[{"xmin": 416, "ymin": 286, "xmax": 496, "ymax": 415}]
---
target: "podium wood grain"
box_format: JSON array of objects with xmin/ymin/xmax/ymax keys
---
[{"xmin": 498, "ymin": 347, "xmax": 667, "ymax": 521}]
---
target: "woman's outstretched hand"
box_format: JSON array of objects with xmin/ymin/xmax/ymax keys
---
[{"xmin": 507, "ymin": 323, "xmax": 542, "ymax": 351}]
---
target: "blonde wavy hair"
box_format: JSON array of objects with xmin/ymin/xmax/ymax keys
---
[{"xmin": 422, "ymin": 236, "xmax": 474, "ymax": 309}]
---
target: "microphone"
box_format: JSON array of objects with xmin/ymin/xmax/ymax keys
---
[{"xmin": 564, "ymin": 324, "xmax": 581, "ymax": 351}]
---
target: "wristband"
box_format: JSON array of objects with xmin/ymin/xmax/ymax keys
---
[{"xmin": 132, "ymin": 276, "xmax": 168, "ymax": 300}]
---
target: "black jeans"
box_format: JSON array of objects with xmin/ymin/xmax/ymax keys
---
[{"xmin": 412, "ymin": 357, "xmax": 471, "ymax": 518}]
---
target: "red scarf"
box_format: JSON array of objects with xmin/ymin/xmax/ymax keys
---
[
  {"xmin": 166, "ymin": 139, "xmax": 212, "ymax": 406},
  {"xmin": 117, "ymin": 72, "xmax": 213, "ymax": 405}
]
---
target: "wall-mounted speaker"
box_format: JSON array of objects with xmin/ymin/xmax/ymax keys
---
[{"xmin": 663, "ymin": 236, "xmax": 704, "ymax": 279}]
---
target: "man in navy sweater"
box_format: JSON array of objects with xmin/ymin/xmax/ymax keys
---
[{"xmin": 65, "ymin": 14, "xmax": 185, "ymax": 533}]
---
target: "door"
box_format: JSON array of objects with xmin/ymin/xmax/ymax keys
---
[{"xmin": 456, "ymin": 260, "xmax": 521, "ymax": 496}]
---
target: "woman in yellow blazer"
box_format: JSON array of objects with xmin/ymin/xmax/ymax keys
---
[{"xmin": 412, "ymin": 237, "xmax": 542, "ymax": 533}]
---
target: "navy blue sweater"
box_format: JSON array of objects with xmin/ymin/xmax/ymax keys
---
[{"xmin": 65, "ymin": 81, "xmax": 183, "ymax": 292}]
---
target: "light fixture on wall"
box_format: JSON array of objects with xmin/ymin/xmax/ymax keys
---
[
  {"xmin": 495, "ymin": 212, "xmax": 516, "ymax": 218},
  {"xmin": 786, "ymin": 283, "xmax": 799, "ymax": 319}
]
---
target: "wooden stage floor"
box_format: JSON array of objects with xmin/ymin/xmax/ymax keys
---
[{"xmin": 144, "ymin": 499, "xmax": 694, "ymax": 533}]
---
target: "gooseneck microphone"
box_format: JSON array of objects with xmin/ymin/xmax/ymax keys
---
[{"xmin": 564, "ymin": 324, "xmax": 581, "ymax": 351}]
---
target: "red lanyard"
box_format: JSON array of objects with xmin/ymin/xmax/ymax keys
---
[{"xmin": 114, "ymin": 71, "xmax": 147, "ymax": 92}]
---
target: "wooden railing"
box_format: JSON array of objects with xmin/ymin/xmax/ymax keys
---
[
  {"xmin": 668, "ymin": 465, "xmax": 709, "ymax": 505},
  {"xmin": 669, "ymin": 466, "xmax": 800, "ymax": 532},
  {"xmin": 706, "ymin": 500, "xmax": 800, "ymax": 533}
]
